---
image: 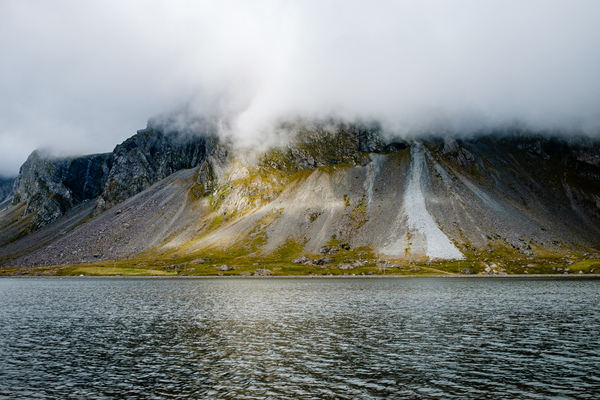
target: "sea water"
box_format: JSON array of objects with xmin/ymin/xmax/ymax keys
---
[{"xmin": 1, "ymin": 277, "xmax": 599, "ymax": 399}]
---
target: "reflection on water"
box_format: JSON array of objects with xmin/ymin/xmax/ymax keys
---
[{"xmin": 1, "ymin": 277, "xmax": 599, "ymax": 399}]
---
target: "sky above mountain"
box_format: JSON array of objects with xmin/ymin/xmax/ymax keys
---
[{"xmin": 1, "ymin": 0, "xmax": 599, "ymax": 176}]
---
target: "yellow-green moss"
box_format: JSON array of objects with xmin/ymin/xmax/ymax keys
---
[{"xmin": 348, "ymin": 196, "xmax": 368, "ymax": 230}]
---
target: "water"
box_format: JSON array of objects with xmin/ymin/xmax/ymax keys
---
[{"xmin": 1, "ymin": 277, "xmax": 599, "ymax": 399}]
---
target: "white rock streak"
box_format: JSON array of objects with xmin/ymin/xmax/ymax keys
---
[
  {"xmin": 364, "ymin": 154, "xmax": 385, "ymax": 205},
  {"xmin": 404, "ymin": 143, "xmax": 464, "ymax": 260}
]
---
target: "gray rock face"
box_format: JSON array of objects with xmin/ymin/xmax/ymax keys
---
[
  {"xmin": 4, "ymin": 119, "xmax": 600, "ymax": 268},
  {"xmin": 265, "ymin": 120, "xmax": 392, "ymax": 173},
  {"xmin": 195, "ymin": 143, "xmax": 228, "ymax": 197},
  {"xmin": 12, "ymin": 151, "xmax": 113, "ymax": 230},
  {"xmin": 62, "ymin": 154, "xmax": 114, "ymax": 202},
  {"xmin": 574, "ymin": 147, "xmax": 600, "ymax": 167},
  {"xmin": 97, "ymin": 127, "xmax": 218, "ymax": 210},
  {"xmin": 10, "ymin": 120, "xmax": 220, "ymax": 231},
  {"xmin": 443, "ymin": 138, "xmax": 476, "ymax": 167}
]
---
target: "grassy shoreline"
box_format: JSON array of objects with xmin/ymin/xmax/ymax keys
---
[
  {"xmin": 2, "ymin": 246, "xmax": 599, "ymax": 278},
  {"xmin": 2, "ymin": 273, "xmax": 600, "ymax": 279}
]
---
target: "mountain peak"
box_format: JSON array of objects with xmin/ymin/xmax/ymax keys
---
[{"xmin": 1, "ymin": 121, "xmax": 600, "ymax": 275}]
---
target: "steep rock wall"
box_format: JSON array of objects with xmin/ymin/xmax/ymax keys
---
[
  {"xmin": 96, "ymin": 128, "xmax": 219, "ymax": 211},
  {"xmin": 3, "ymin": 126, "xmax": 600, "ymax": 266},
  {"xmin": 11, "ymin": 151, "xmax": 113, "ymax": 231}
]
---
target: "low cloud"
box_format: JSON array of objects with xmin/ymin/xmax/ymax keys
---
[{"xmin": 1, "ymin": 0, "xmax": 599, "ymax": 176}]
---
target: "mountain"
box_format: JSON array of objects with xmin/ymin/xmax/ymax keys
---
[
  {"xmin": 0, "ymin": 177, "xmax": 14, "ymax": 210},
  {"xmin": 1, "ymin": 120, "xmax": 599, "ymax": 276}
]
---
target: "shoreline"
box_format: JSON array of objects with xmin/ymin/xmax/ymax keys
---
[{"xmin": 2, "ymin": 274, "xmax": 600, "ymax": 279}]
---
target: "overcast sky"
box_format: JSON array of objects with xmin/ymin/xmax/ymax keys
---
[{"xmin": 1, "ymin": 0, "xmax": 599, "ymax": 176}]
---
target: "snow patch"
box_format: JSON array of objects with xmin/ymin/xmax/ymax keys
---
[{"xmin": 404, "ymin": 143, "xmax": 464, "ymax": 260}]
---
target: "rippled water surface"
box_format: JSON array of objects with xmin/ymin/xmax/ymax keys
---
[{"xmin": 1, "ymin": 277, "xmax": 599, "ymax": 399}]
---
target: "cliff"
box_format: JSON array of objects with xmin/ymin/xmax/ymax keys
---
[
  {"xmin": 6, "ymin": 121, "xmax": 220, "ymax": 235},
  {"xmin": 1, "ymin": 120, "xmax": 600, "ymax": 275},
  {"xmin": 96, "ymin": 127, "xmax": 219, "ymax": 211},
  {"xmin": 11, "ymin": 151, "xmax": 113, "ymax": 231}
]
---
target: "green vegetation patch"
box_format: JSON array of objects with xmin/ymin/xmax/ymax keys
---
[
  {"xmin": 4, "ymin": 238, "xmax": 599, "ymax": 277},
  {"xmin": 58, "ymin": 265, "xmax": 178, "ymax": 276},
  {"xmin": 273, "ymin": 237, "xmax": 307, "ymax": 260},
  {"xmin": 348, "ymin": 196, "xmax": 368, "ymax": 230},
  {"xmin": 568, "ymin": 259, "xmax": 600, "ymax": 274}
]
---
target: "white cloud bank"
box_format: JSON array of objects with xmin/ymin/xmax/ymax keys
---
[{"xmin": 1, "ymin": 0, "xmax": 599, "ymax": 175}]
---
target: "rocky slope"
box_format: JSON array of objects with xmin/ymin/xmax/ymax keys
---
[
  {"xmin": 2, "ymin": 120, "xmax": 219, "ymax": 240},
  {"xmin": 95, "ymin": 125, "xmax": 219, "ymax": 212},
  {"xmin": 1, "ymin": 120, "xmax": 599, "ymax": 271}
]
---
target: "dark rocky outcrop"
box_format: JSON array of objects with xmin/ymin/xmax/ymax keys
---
[
  {"xmin": 9, "ymin": 120, "xmax": 220, "ymax": 231},
  {"xmin": 3, "ymin": 118, "xmax": 600, "ymax": 269},
  {"xmin": 0, "ymin": 177, "xmax": 15, "ymax": 207},
  {"xmin": 443, "ymin": 138, "xmax": 476, "ymax": 167},
  {"xmin": 62, "ymin": 153, "xmax": 114, "ymax": 202},
  {"xmin": 194, "ymin": 143, "xmax": 228, "ymax": 197},
  {"xmin": 97, "ymin": 126, "xmax": 219, "ymax": 211},
  {"xmin": 11, "ymin": 151, "xmax": 113, "ymax": 230},
  {"xmin": 263, "ymin": 120, "xmax": 390, "ymax": 173}
]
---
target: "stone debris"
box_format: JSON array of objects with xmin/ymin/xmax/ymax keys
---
[
  {"xmin": 319, "ymin": 257, "xmax": 335, "ymax": 264},
  {"xmin": 292, "ymin": 256, "xmax": 311, "ymax": 264},
  {"xmin": 4, "ymin": 128, "xmax": 600, "ymax": 274},
  {"xmin": 293, "ymin": 256, "xmax": 335, "ymax": 266},
  {"xmin": 318, "ymin": 246, "xmax": 337, "ymax": 255},
  {"xmin": 253, "ymin": 269, "xmax": 272, "ymax": 276},
  {"xmin": 483, "ymin": 263, "xmax": 507, "ymax": 275},
  {"xmin": 164, "ymin": 263, "xmax": 186, "ymax": 270}
]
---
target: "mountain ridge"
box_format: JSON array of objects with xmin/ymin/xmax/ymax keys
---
[{"xmin": 1, "ymin": 120, "xmax": 600, "ymax": 275}]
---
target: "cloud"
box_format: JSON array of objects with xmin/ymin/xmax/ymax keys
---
[{"xmin": 1, "ymin": 0, "xmax": 599, "ymax": 175}]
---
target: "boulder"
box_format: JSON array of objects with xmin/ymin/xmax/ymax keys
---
[
  {"xmin": 319, "ymin": 246, "xmax": 331, "ymax": 255},
  {"xmin": 254, "ymin": 269, "xmax": 272, "ymax": 276},
  {"xmin": 292, "ymin": 256, "xmax": 311, "ymax": 264},
  {"xmin": 164, "ymin": 264, "xmax": 184, "ymax": 270},
  {"xmin": 319, "ymin": 257, "xmax": 335, "ymax": 264}
]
